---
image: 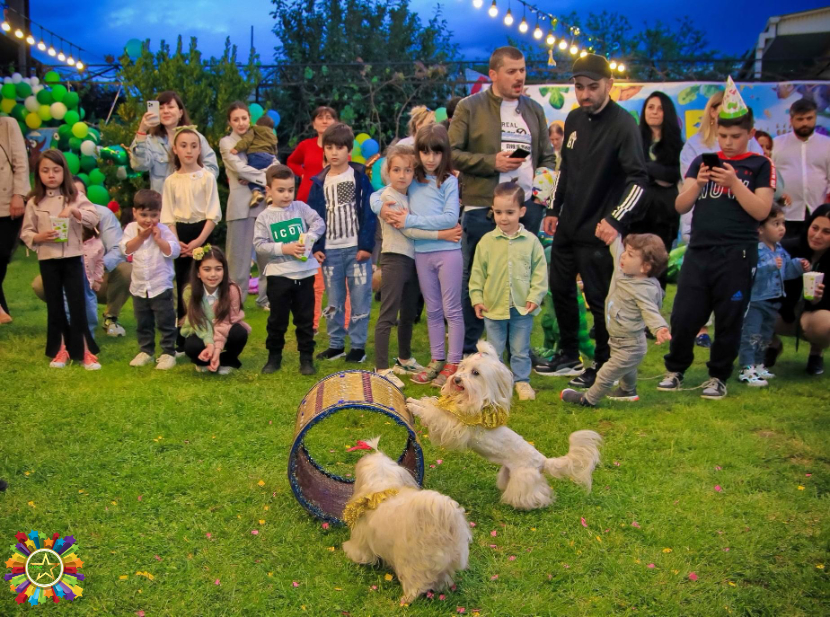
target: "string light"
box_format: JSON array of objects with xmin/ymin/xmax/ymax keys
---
[
  {"xmin": 546, "ymin": 31, "xmax": 555, "ymax": 46},
  {"xmin": 569, "ymin": 45, "xmax": 578, "ymax": 55},
  {"xmin": 67, "ymin": 55, "xmax": 75, "ymax": 66},
  {"xmin": 558, "ymin": 40, "xmax": 567, "ymax": 50},
  {"xmin": 0, "ymin": 8, "xmax": 94, "ymax": 72},
  {"xmin": 609, "ymin": 61, "xmax": 618, "ymax": 70},
  {"xmin": 25, "ymin": 33, "xmax": 34, "ymax": 45},
  {"xmin": 518, "ymin": 17, "xmax": 528, "ymax": 33},
  {"xmin": 579, "ymin": 50, "xmax": 587, "ymax": 58},
  {"xmin": 1, "ymin": 20, "xmax": 10, "ymax": 32},
  {"xmin": 488, "ymin": 0, "xmax": 498, "ymax": 17},
  {"xmin": 504, "ymin": 8, "xmax": 513, "ymax": 26},
  {"xmin": 533, "ymin": 21, "xmax": 543, "ymax": 39},
  {"xmin": 76, "ymin": 60, "xmax": 84, "ymax": 71},
  {"xmin": 473, "ymin": 0, "xmax": 483, "ymax": 8},
  {"xmin": 48, "ymin": 45, "xmax": 56, "ymax": 56},
  {"xmin": 617, "ymin": 63, "xmax": 626, "ymax": 72},
  {"xmin": 14, "ymin": 28, "xmax": 23, "ymax": 38},
  {"xmin": 57, "ymin": 49, "xmax": 66, "ymax": 62}
]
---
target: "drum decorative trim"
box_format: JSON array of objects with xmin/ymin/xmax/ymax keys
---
[{"xmin": 288, "ymin": 370, "xmax": 424, "ymax": 525}]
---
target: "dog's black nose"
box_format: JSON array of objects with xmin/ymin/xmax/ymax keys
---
[{"xmin": 453, "ymin": 376, "xmax": 463, "ymax": 385}]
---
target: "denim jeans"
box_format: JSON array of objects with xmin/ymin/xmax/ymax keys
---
[
  {"xmin": 322, "ymin": 246, "xmax": 372, "ymax": 350},
  {"xmin": 738, "ymin": 299, "xmax": 781, "ymax": 367},
  {"xmin": 484, "ymin": 307, "xmax": 534, "ymax": 383},
  {"xmin": 64, "ymin": 273, "xmax": 98, "ymax": 337},
  {"xmin": 247, "ymin": 152, "xmax": 276, "ymax": 193}
]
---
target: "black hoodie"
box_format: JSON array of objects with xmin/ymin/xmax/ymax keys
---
[{"xmin": 550, "ymin": 99, "xmax": 648, "ymax": 246}]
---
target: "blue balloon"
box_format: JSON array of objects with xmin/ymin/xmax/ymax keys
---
[
  {"xmin": 266, "ymin": 109, "xmax": 281, "ymax": 127},
  {"xmin": 361, "ymin": 138, "xmax": 379, "ymax": 158},
  {"xmin": 125, "ymin": 39, "xmax": 143, "ymax": 60}
]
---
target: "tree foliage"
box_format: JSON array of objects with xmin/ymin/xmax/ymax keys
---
[{"xmin": 268, "ymin": 0, "xmax": 458, "ymax": 148}]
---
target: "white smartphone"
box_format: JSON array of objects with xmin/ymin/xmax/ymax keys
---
[{"xmin": 147, "ymin": 100, "xmax": 160, "ymax": 124}]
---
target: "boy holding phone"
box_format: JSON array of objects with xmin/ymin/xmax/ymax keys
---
[{"xmin": 658, "ymin": 77, "xmax": 775, "ymax": 399}]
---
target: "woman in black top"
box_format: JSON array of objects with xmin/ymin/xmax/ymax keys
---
[
  {"xmin": 629, "ymin": 92, "xmax": 683, "ymax": 285},
  {"xmin": 771, "ymin": 204, "xmax": 830, "ymax": 375}
]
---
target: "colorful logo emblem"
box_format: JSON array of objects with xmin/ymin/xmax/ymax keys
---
[{"xmin": 4, "ymin": 531, "xmax": 84, "ymax": 605}]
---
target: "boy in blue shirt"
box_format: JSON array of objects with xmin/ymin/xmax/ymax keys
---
[
  {"xmin": 659, "ymin": 77, "xmax": 775, "ymax": 399},
  {"xmin": 737, "ymin": 202, "xmax": 810, "ymax": 386}
]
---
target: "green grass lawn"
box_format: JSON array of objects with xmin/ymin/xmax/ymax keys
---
[{"xmin": 1, "ymin": 253, "xmax": 828, "ymax": 616}]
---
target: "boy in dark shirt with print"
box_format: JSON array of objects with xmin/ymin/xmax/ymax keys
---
[{"xmin": 659, "ymin": 77, "xmax": 775, "ymax": 399}]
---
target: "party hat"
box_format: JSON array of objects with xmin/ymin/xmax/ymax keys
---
[{"xmin": 719, "ymin": 76, "xmax": 749, "ymax": 119}]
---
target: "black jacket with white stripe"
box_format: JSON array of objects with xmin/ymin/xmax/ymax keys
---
[{"xmin": 550, "ymin": 99, "xmax": 648, "ymax": 246}]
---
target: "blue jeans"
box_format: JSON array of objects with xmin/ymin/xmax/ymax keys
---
[
  {"xmin": 246, "ymin": 152, "xmax": 276, "ymax": 193},
  {"xmin": 322, "ymin": 246, "xmax": 372, "ymax": 350},
  {"xmin": 738, "ymin": 299, "xmax": 781, "ymax": 367},
  {"xmin": 65, "ymin": 274, "xmax": 98, "ymax": 338},
  {"xmin": 484, "ymin": 308, "xmax": 534, "ymax": 383}
]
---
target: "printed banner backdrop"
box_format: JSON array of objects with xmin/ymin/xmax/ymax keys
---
[{"xmin": 474, "ymin": 80, "xmax": 830, "ymax": 139}]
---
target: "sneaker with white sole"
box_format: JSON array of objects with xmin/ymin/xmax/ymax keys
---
[
  {"xmin": 217, "ymin": 366, "xmax": 235, "ymax": 375},
  {"xmin": 195, "ymin": 365, "xmax": 209, "ymax": 373},
  {"xmin": 156, "ymin": 354, "xmax": 177, "ymax": 370},
  {"xmin": 130, "ymin": 352, "xmax": 154, "ymax": 367},
  {"xmin": 560, "ymin": 388, "xmax": 594, "ymax": 407},
  {"xmin": 393, "ymin": 357, "xmax": 424, "ymax": 375},
  {"xmin": 755, "ymin": 364, "xmax": 775, "ymax": 379},
  {"xmin": 104, "ymin": 316, "xmax": 126, "ymax": 337},
  {"xmin": 533, "ymin": 351, "xmax": 583, "ymax": 377},
  {"xmin": 657, "ymin": 371, "xmax": 683, "ymax": 391},
  {"xmin": 515, "ymin": 382, "xmax": 536, "ymax": 400},
  {"xmin": 700, "ymin": 377, "xmax": 727, "ymax": 399},
  {"xmin": 607, "ymin": 386, "xmax": 639, "ymax": 401},
  {"xmin": 49, "ymin": 346, "xmax": 70, "ymax": 368},
  {"xmin": 82, "ymin": 351, "xmax": 101, "ymax": 371},
  {"xmin": 738, "ymin": 366, "xmax": 768, "ymax": 387},
  {"xmin": 377, "ymin": 368, "xmax": 405, "ymax": 389}
]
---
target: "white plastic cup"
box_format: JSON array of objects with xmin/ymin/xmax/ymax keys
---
[{"xmin": 803, "ymin": 272, "xmax": 824, "ymax": 300}]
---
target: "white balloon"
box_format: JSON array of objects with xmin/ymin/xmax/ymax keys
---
[
  {"xmin": 50, "ymin": 102, "xmax": 67, "ymax": 120},
  {"xmin": 32, "ymin": 85, "xmax": 43, "ymax": 94},
  {"xmin": 80, "ymin": 140, "xmax": 98, "ymax": 157},
  {"xmin": 3, "ymin": 77, "xmax": 12, "ymax": 84},
  {"xmin": 116, "ymin": 166, "xmax": 127, "ymax": 180},
  {"xmin": 29, "ymin": 76, "xmax": 39, "ymax": 86},
  {"xmin": 11, "ymin": 72, "xmax": 22, "ymax": 83},
  {"xmin": 24, "ymin": 95, "xmax": 39, "ymax": 112}
]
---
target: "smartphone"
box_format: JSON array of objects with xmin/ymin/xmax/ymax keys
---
[
  {"xmin": 509, "ymin": 148, "xmax": 531, "ymax": 159},
  {"xmin": 147, "ymin": 100, "xmax": 160, "ymax": 120},
  {"xmin": 701, "ymin": 153, "xmax": 720, "ymax": 169}
]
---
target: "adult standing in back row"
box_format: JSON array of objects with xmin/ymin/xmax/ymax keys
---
[
  {"xmin": 449, "ymin": 46, "xmax": 557, "ymax": 355},
  {"xmin": 537, "ymin": 54, "xmax": 648, "ymax": 389}
]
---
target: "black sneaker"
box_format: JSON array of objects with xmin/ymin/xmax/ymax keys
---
[
  {"xmin": 764, "ymin": 340, "xmax": 783, "ymax": 369},
  {"xmin": 806, "ymin": 354, "xmax": 824, "ymax": 376},
  {"xmin": 299, "ymin": 358, "xmax": 316, "ymax": 375},
  {"xmin": 316, "ymin": 347, "xmax": 346, "ymax": 361},
  {"xmin": 534, "ymin": 351, "xmax": 583, "ymax": 377},
  {"xmin": 261, "ymin": 354, "xmax": 282, "ymax": 374},
  {"xmin": 607, "ymin": 386, "xmax": 639, "ymax": 401},
  {"xmin": 568, "ymin": 366, "xmax": 597, "ymax": 389},
  {"xmin": 560, "ymin": 388, "xmax": 594, "ymax": 407},
  {"xmin": 657, "ymin": 371, "xmax": 683, "ymax": 391},
  {"xmin": 700, "ymin": 377, "xmax": 727, "ymax": 400},
  {"xmin": 345, "ymin": 348, "xmax": 366, "ymax": 363}
]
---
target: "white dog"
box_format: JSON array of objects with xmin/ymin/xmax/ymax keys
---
[
  {"xmin": 342, "ymin": 437, "xmax": 472, "ymax": 604},
  {"xmin": 406, "ymin": 342, "xmax": 603, "ymax": 510}
]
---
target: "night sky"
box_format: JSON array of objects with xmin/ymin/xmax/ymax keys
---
[{"xmin": 25, "ymin": 0, "xmax": 830, "ymax": 68}]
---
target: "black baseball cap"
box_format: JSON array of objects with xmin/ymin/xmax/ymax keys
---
[{"xmin": 572, "ymin": 54, "xmax": 612, "ymax": 81}]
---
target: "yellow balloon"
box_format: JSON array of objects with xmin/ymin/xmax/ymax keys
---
[
  {"xmin": 37, "ymin": 104, "xmax": 52, "ymax": 121},
  {"xmin": 355, "ymin": 133, "xmax": 371, "ymax": 144},
  {"xmin": 25, "ymin": 112, "xmax": 42, "ymax": 129},
  {"xmin": 0, "ymin": 98, "xmax": 15, "ymax": 114},
  {"xmin": 71, "ymin": 122, "xmax": 89, "ymax": 139}
]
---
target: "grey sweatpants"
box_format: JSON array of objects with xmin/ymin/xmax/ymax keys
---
[
  {"xmin": 226, "ymin": 217, "xmax": 269, "ymax": 306},
  {"xmin": 584, "ymin": 333, "xmax": 647, "ymax": 405}
]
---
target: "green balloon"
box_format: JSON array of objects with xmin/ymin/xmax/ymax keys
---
[
  {"xmin": 114, "ymin": 150, "xmax": 128, "ymax": 165},
  {"xmin": 15, "ymin": 82, "xmax": 32, "ymax": 98},
  {"xmin": 80, "ymin": 107, "xmax": 85, "ymax": 120},
  {"xmin": 76, "ymin": 173, "xmax": 89, "ymax": 186},
  {"xmin": 87, "ymin": 184, "xmax": 109, "ymax": 206},
  {"xmin": 51, "ymin": 84, "xmax": 67, "ymax": 102},
  {"xmin": 68, "ymin": 137, "xmax": 83, "ymax": 152},
  {"xmin": 11, "ymin": 104, "xmax": 26, "ymax": 122},
  {"xmin": 58, "ymin": 123, "xmax": 73, "ymax": 138},
  {"xmin": 1, "ymin": 83, "xmax": 16, "ymax": 99},
  {"xmin": 64, "ymin": 110, "xmax": 80, "ymax": 126},
  {"xmin": 88, "ymin": 168, "xmax": 106, "ymax": 186},
  {"xmin": 44, "ymin": 71, "xmax": 61, "ymax": 85},
  {"xmin": 87, "ymin": 129, "xmax": 100, "ymax": 143},
  {"xmin": 36, "ymin": 88, "xmax": 53, "ymax": 105},
  {"xmin": 63, "ymin": 91, "xmax": 79, "ymax": 109},
  {"xmin": 80, "ymin": 155, "xmax": 97, "ymax": 172},
  {"xmin": 64, "ymin": 152, "xmax": 81, "ymax": 175}
]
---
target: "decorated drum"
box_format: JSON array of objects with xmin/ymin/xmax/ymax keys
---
[{"xmin": 288, "ymin": 370, "xmax": 424, "ymax": 525}]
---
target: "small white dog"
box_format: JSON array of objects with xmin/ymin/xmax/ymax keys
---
[
  {"xmin": 407, "ymin": 342, "xmax": 603, "ymax": 510},
  {"xmin": 342, "ymin": 437, "xmax": 472, "ymax": 604}
]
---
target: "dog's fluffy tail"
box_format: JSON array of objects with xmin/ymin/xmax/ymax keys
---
[
  {"xmin": 403, "ymin": 491, "xmax": 472, "ymax": 573},
  {"xmin": 543, "ymin": 430, "xmax": 602, "ymax": 491}
]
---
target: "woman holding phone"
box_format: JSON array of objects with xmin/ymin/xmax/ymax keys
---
[{"xmin": 130, "ymin": 91, "xmax": 219, "ymax": 194}]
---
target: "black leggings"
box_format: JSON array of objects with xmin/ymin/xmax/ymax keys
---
[
  {"xmin": 0, "ymin": 216, "xmax": 23, "ymax": 314},
  {"xmin": 184, "ymin": 323, "xmax": 249, "ymax": 369},
  {"xmin": 174, "ymin": 221, "xmax": 212, "ymax": 349},
  {"xmin": 39, "ymin": 256, "xmax": 99, "ymax": 360}
]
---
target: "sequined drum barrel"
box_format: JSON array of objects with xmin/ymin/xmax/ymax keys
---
[{"xmin": 288, "ymin": 370, "xmax": 424, "ymax": 525}]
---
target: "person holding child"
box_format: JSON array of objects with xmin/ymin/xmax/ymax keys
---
[
  {"xmin": 255, "ymin": 165, "xmax": 326, "ymax": 375},
  {"xmin": 161, "ymin": 126, "xmax": 222, "ymax": 352},
  {"xmin": 659, "ymin": 78, "xmax": 775, "ymax": 399},
  {"xmin": 181, "ymin": 246, "xmax": 252, "ymax": 374},
  {"xmin": 561, "ymin": 233, "xmax": 671, "ymax": 407},
  {"xmin": 469, "ymin": 182, "xmax": 548, "ymax": 400},
  {"xmin": 20, "ymin": 149, "xmax": 101, "ymax": 369},
  {"xmin": 308, "ymin": 123, "xmax": 377, "ymax": 364},
  {"xmin": 230, "ymin": 114, "xmax": 279, "ymax": 207},
  {"xmin": 371, "ymin": 144, "xmax": 462, "ymax": 388},
  {"xmin": 121, "ymin": 189, "xmax": 181, "ymax": 370}
]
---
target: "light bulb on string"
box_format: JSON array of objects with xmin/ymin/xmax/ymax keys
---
[
  {"xmin": 473, "ymin": 0, "xmax": 483, "ymax": 8},
  {"xmin": 67, "ymin": 47, "xmax": 75, "ymax": 66},
  {"xmin": 518, "ymin": 17, "xmax": 528, "ymax": 33},
  {"xmin": 558, "ymin": 40, "xmax": 567, "ymax": 50},
  {"xmin": 48, "ymin": 45, "xmax": 56, "ymax": 56},
  {"xmin": 58, "ymin": 49, "xmax": 66, "ymax": 62},
  {"xmin": 546, "ymin": 31, "xmax": 555, "ymax": 46},
  {"xmin": 609, "ymin": 61, "xmax": 617, "ymax": 70},
  {"xmin": 76, "ymin": 60, "xmax": 84, "ymax": 71},
  {"xmin": 569, "ymin": 45, "xmax": 578, "ymax": 55},
  {"xmin": 26, "ymin": 33, "xmax": 35, "ymax": 45},
  {"xmin": 617, "ymin": 63, "xmax": 626, "ymax": 73},
  {"xmin": 579, "ymin": 50, "xmax": 587, "ymax": 58},
  {"xmin": 488, "ymin": 0, "xmax": 498, "ymax": 17},
  {"xmin": 533, "ymin": 22, "xmax": 543, "ymax": 40},
  {"xmin": 504, "ymin": 9, "xmax": 513, "ymax": 26},
  {"xmin": 1, "ymin": 21, "xmax": 10, "ymax": 33},
  {"xmin": 14, "ymin": 28, "xmax": 23, "ymax": 38}
]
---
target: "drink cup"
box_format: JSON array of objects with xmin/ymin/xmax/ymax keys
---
[
  {"xmin": 50, "ymin": 217, "xmax": 70, "ymax": 242},
  {"xmin": 803, "ymin": 271, "xmax": 824, "ymax": 300}
]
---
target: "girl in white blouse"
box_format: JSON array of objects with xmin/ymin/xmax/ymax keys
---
[{"xmin": 161, "ymin": 126, "xmax": 222, "ymax": 349}]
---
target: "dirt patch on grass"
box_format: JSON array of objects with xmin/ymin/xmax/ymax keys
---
[{"xmin": 755, "ymin": 429, "xmax": 778, "ymax": 438}]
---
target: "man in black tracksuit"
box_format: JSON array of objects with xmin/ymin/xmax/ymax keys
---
[{"xmin": 538, "ymin": 54, "xmax": 648, "ymax": 388}]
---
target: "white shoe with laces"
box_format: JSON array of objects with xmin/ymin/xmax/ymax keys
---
[
  {"xmin": 377, "ymin": 368, "xmax": 405, "ymax": 389},
  {"xmin": 393, "ymin": 357, "xmax": 424, "ymax": 375},
  {"xmin": 130, "ymin": 352, "xmax": 154, "ymax": 367},
  {"xmin": 738, "ymin": 366, "xmax": 768, "ymax": 387},
  {"xmin": 755, "ymin": 365, "xmax": 775, "ymax": 379},
  {"xmin": 156, "ymin": 354, "xmax": 177, "ymax": 370}
]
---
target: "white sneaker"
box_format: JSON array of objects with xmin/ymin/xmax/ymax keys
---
[
  {"xmin": 130, "ymin": 352, "xmax": 154, "ymax": 367},
  {"xmin": 515, "ymin": 382, "xmax": 536, "ymax": 400},
  {"xmin": 217, "ymin": 366, "xmax": 235, "ymax": 375},
  {"xmin": 738, "ymin": 367, "xmax": 768, "ymax": 387},
  {"xmin": 377, "ymin": 368, "xmax": 405, "ymax": 389},
  {"xmin": 392, "ymin": 357, "xmax": 424, "ymax": 375},
  {"xmin": 156, "ymin": 354, "xmax": 176, "ymax": 370},
  {"xmin": 755, "ymin": 364, "xmax": 775, "ymax": 379}
]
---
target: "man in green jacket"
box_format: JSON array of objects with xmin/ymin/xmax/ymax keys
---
[{"xmin": 449, "ymin": 46, "xmax": 557, "ymax": 355}]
